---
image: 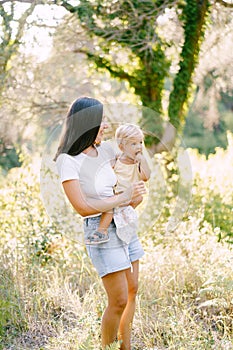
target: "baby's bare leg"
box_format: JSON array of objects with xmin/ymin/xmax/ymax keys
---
[
  {"xmin": 98, "ymin": 211, "xmax": 113, "ymax": 234},
  {"xmin": 85, "ymin": 212, "xmax": 114, "ymax": 245}
]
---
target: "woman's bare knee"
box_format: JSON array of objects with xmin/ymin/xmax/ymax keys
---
[
  {"xmin": 109, "ymin": 294, "xmax": 128, "ymax": 313},
  {"xmin": 102, "ymin": 270, "xmax": 128, "ymax": 313}
]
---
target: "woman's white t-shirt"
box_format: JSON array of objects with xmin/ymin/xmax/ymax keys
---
[{"xmin": 56, "ymin": 142, "xmax": 117, "ymax": 208}]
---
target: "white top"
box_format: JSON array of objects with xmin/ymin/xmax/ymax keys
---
[{"xmin": 56, "ymin": 142, "xmax": 117, "ymax": 211}]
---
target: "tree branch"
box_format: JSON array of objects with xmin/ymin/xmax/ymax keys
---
[
  {"xmin": 59, "ymin": 0, "xmax": 179, "ymax": 49},
  {"xmin": 73, "ymin": 48, "xmax": 133, "ymax": 81}
]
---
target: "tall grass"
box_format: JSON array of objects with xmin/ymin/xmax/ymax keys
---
[{"xmin": 0, "ymin": 140, "xmax": 232, "ymax": 349}]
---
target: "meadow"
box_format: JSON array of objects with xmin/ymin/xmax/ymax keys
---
[{"xmin": 0, "ymin": 138, "xmax": 232, "ymax": 350}]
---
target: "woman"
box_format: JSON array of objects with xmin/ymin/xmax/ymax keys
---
[{"xmin": 54, "ymin": 96, "xmax": 146, "ymax": 350}]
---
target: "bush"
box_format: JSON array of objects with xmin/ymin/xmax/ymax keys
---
[
  {"xmin": 188, "ymin": 133, "xmax": 233, "ymax": 243},
  {"xmin": 0, "ymin": 145, "xmax": 232, "ymax": 349},
  {"xmin": 0, "ymin": 140, "xmax": 22, "ymax": 173}
]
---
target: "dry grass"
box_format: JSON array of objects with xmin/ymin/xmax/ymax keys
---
[{"xmin": 0, "ymin": 142, "xmax": 233, "ymax": 350}]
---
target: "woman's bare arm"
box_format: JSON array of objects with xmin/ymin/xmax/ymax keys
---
[{"xmin": 62, "ymin": 179, "xmax": 146, "ymax": 217}]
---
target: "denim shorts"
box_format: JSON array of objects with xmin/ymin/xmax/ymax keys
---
[{"xmin": 83, "ymin": 216, "xmax": 144, "ymax": 278}]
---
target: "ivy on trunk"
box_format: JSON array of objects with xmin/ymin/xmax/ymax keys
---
[{"xmin": 60, "ymin": 0, "xmax": 210, "ymax": 150}]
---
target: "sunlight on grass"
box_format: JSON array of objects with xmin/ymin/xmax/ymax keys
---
[{"xmin": 0, "ymin": 138, "xmax": 232, "ymax": 349}]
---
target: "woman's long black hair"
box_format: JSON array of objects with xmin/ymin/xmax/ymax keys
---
[{"xmin": 54, "ymin": 97, "xmax": 103, "ymax": 161}]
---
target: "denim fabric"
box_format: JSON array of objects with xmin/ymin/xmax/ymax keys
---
[{"xmin": 83, "ymin": 216, "xmax": 144, "ymax": 277}]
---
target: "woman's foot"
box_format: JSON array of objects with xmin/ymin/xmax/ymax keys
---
[{"xmin": 85, "ymin": 231, "xmax": 110, "ymax": 245}]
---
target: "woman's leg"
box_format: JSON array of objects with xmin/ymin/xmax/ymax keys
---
[
  {"xmin": 101, "ymin": 269, "xmax": 130, "ymax": 349},
  {"xmin": 118, "ymin": 260, "xmax": 139, "ymax": 350}
]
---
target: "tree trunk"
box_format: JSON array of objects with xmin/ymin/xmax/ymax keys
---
[
  {"xmin": 169, "ymin": 0, "xmax": 210, "ymax": 130},
  {"xmin": 153, "ymin": 0, "xmax": 210, "ymax": 153}
]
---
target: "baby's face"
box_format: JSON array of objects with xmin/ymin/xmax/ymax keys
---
[{"xmin": 121, "ymin": 135, "xmax": 143, "ymax": 160}]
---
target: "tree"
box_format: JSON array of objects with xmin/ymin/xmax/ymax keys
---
[
  {"xmin": 180, "ymin": 2, "xmax": 233, "ymax": 155},
  {"xmin": 58, "ymin": 0, "xmax": 211, "ymax": 152},
  {"xmin": 0, "ymin": 1, "xmax": 36, "ymax": 98},
  {"xmin": 1, "ymin": 9, "xmax": 139, "ymax": 163},
  {"xmin": 0, "ymin": 1, "xmax": 36, "ymax": 169},
  {"xmin": 192, "ymin": 2, "xmax": 233, "ymax": 129}
]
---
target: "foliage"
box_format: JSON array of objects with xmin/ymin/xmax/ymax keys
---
[
  {"xmin": 0, "ymin": 140, "xmax": 22, "ymax": 173},
  {"xmin": 138, "ymin": 220, "xmax": 233, "ymax": 349},
  {"xmin": 194, "ymin": 4, "xmax": 233, "ymax": 97},
  {"xmin": 0, "ymin": 157, "xmax": 95, "ymax": 348},
  {"xmin": 188, "ymin": 134, "xmax": 233, "ymax": 243},
  {"xmin": 60, "ymin": 0, "xmax": 172, "ymax": 141},
  {"xmin": 0, "ymin": 11, "xmax": 141, "ymax": 169},
  {"xmin": 1, "ymin": 0, "xmax": 232, "ymax": 167},
  {"xmin": 183, "ymin": 3, "xmax": 233, "ymax": 154},
  {"xmin": 61, "ymin": 0, "xmax": 211, "ymax": 149},
  {"xmin": 183, "ymin": 108, "xmax": 228, "ymax": 155},
  {"xmin": 0, "ymin": 143, "xmax": 232, "ymax": 349}
]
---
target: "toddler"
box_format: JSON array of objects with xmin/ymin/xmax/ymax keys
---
[{"xmin": 85, "ymin": 123, "xmax": 151, "ymax": 244}]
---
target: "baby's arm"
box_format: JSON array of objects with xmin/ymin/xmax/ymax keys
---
[{"xmin": 135, "ymin": 153, "xmax": 151, "ymax": 181}]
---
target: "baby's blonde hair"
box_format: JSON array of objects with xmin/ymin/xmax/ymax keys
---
[{"xmin": 115, "ymin": 123, "xmax": 144, "ymax": 146}]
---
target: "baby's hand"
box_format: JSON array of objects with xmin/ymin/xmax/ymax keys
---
[
  {"xmin": 123, "ymin": 181, "xmax": 146, "ymax": 204},
  {"xmin": 134, "ymin": 152, "xmax": 143, "ymax": 163}
]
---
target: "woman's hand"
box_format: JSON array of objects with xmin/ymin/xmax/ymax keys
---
[{"xmin": 130, "ymin": 195, "xmax": 143, "ymax": 209}]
